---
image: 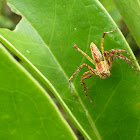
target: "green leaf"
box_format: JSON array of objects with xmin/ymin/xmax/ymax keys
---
[
  {"xmin": 99, "ymin": 0, "xmax": 122, "ymax": 24},
  {"xmin": 0, "ymin": 0, "xmax": 140, "ymax": 139},
  {"xmin": 0, "ymin": 44, "xmax": 77, "ymax": 140},
  {"xmin": 113, "ymin": 0, "xmax": 140, "ymax": 47}
]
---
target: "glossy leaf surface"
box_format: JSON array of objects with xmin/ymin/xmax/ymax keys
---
[
  {"xmin": 0, "ymin": 0, "xmax": 140, "ymax": 139},
  {"xmin": 0, "ymin": 44, "xmax": 77, "ymax": 140}
]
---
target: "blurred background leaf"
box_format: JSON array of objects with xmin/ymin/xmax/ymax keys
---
[{"xmin": 113, "ymin": 0, "xmax": 140, "ymax": 48}]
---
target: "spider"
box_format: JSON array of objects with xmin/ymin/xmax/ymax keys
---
[{"xmin": 69, "ymin": 27, "xmax": 140, "ymax": 105}]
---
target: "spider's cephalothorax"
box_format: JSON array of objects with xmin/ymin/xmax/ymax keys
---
[
  {"xmin": 90, "ymin": 42, "xmax": 111, "ymax": 79},
  {"xmin": 69, "ymin": 27, "xmax": 140, "ymax": 105}
]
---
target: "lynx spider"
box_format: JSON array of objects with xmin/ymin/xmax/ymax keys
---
[{"xmin": 69, "ymin": 27, "xmax": 140, "ymax": 105}]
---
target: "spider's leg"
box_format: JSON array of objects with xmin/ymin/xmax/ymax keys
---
[
  {"xmin": 100, "ymin": 27, "xmax": 118, "ymax": 59},
  {"xmin": 104, "ymin": 51, "xmax": 113, "ymax": 70},
  {"xmin": 82, "ymin": 71, "xmax": 91, "ymax": 77},
  {"xmin": 109, "ymin": 50, "xmax": 139, "ymax": 71},
  {"xmin": 69, "ymin": 64, "xmax": 97, "ymax": 99},
  {"xmin": 108, "ymin": 53, "xmax": 140, "ymax": 72},
  {"xmin": 74, "ymin": 44, "xmax": 95, "ymax": 65},
  {"xmin": 81, "ymin": 71, "xmax": 92, "ymax": 91},
  {"xmin": 69, "ymin": 80, "xmax": 75, "ymax": 100},
  {"xmin": 81, "ymin": 73, "xmax": 95, "ymax": 106},
  {"xmin": 110, "ymin": 49, "xmax": 137, "ymax": 61}
]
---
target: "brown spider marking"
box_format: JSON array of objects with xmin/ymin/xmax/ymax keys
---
[{"xmin": 69, "ymin": 27, "xmax": 140, "ymax": 105}]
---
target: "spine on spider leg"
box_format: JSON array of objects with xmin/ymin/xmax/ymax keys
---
[{"xmin": 73, "ymin": 44, "xmax": 95, "ymax": 65}]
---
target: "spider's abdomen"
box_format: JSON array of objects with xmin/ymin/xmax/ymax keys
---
[
  {"xmin": 96, "ymin": 61, "xmax": 110, "ymax": 79},
  {"xmin": 90, "ymin": 43, "xmax": 102, "ymax": 62}
]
